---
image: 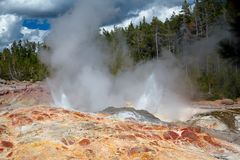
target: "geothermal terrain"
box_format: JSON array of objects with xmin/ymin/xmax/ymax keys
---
[{"xmin": 0, "ymin": 80, "xmax": 240, "ymax": 160}]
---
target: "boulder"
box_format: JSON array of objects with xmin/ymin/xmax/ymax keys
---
[
  {"xmin": 190, "ymin": 115, "xmax": 229, "ymax": 131},
  {"xmin": 235, "ymin": 115, "xmax": 240, "ymax": 131},
  {"xmin": 220, "ymin": 99, "xmax": 234, "ymax": 105},
  {"xmin": 236, "ymin": 98, "xmax": 240, "ymax": 104},
  {"xmin": 0, "ymin": 79, "xmax": 6, "ymax": 84},
  {"xmin": 100, "ymin": 106, "xmax": 163, "ymax": 124}
]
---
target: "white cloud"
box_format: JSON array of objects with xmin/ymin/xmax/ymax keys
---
[
  {"xmin": 0, "ymin": 0, "xmax": 183, "ymax": 19},
  {"xmin": 0, "ymin": 14, "xmax": 23, "ymax": 48},
  {"xmin": 21, "ymin": 27, "xmax": 49, "ymax": 43},
  {"xmin": 0, "ymin": 14, "xmax": 49, "ymax": 49},
  {"xmin": 0, "ymin": 0, "xmax": 76, "ymax": 17},
  {"xmin": 101, "ymin": 5, "xmax": 181, "ymax": 32},
  {"xmin": 0, "ymin": 1, "xmax": 183, "ymax": 49}
]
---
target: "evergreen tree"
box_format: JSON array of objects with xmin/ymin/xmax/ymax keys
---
[{"xmin": 0, "ymin": 41, "xmax": 48, "ymax": 81}]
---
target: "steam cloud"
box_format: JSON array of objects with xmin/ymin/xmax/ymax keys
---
[{"xmin": 41, "ymin": 0, "xmax": 193, "ymax": 121}]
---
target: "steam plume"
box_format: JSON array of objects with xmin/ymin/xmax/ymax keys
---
[{"xmin": 41, "ymin": 0, "xmax": 191, "ymax": 121}]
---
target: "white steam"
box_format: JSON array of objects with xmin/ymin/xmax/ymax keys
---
[
  {"xmin": 42, "ymin": 0, "xmax": 191, "ymax": 121},
  {"xmin": 137, "ymin": 73, "xmax": 163, "ymax": 109}
]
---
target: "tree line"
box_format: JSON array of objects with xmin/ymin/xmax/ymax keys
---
[
  {"xmin": 103, "ymin": 0, "xmax": 240, "ymax": 100},
  {"xmin": 0, "ymin": 40, "xmax": 48, "ymax": 81},
  {"xmin": 0, "ymin": 0, "xmax": 240, "ymax": 100}
]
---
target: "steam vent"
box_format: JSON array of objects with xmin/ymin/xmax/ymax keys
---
[{"xmin": 0, "ymin": 81, "xmax": 240, "ymax": 160}]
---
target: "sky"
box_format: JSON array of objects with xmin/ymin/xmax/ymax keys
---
[{"xmin": 0, "ymin": 0, "xmax": 194, "ymax": 49}]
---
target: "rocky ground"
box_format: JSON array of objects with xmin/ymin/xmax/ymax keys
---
[
  {"xmin": 0, "ymin": 79, "xmax": 52, "ymax": 110},
  {"xmin": 0, "ymin": 80, "xmax": 240, "ymax": 160}
]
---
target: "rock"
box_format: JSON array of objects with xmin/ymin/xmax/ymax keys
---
[
  {"xmin": 128, "ymin": 147, "xmax": 154, "ymax": 157},
  {"xmin": 118, "ymin": 134, "xmax": 136, "ymax": 141},
  {"xmin": 79, "ymin": 139, "xmax": 91, "ymax": 146},
  {"xmin": 0, "ymin": 90, "xmax": 9, "ymax": 96},
  {"xmin": 193, "ymin": 100, "xmax": 222, "ymax": 107},
  {"xmin": 190, "ymin": 115, "xmax": 229, "ymax": 131},
  {"xmin": 61, "ymin": 137, "xmax": 75, "ymax": 146},
  {"xmin": 0, "ymin": 79, "xmax": 6, "ymax": 84},
  {"xmin": 0, "ymin": 81, "xmax": 52, "ymax": 111},
  {"xmin": 220, "ymin": 99, "xmax": 234, "ymax": 105},
  {"xmin": 181, "ymin": 127, "xmax": 201, "ymax": 133},
  {"xmin": 163, "ymin": 131, "xmax": 179, "ymax": 140},
  {"xmin": 188, "ymin": 107, "xmax": 240, "ymax": 146},
  {"xmin": 236, "ymin": 98, "xmax": 240, "ymax": 104},
  {"xmin": 203, "ymin": 136, "xmax": 221, "ymax": 147},
  {"xmin": 235, "ymin": 115, "xmax": 240, "ymax": 131},
  {"xmin": 7, "ymin": 152, "xmax": 13, "ymax": 157},
  {"xmin": 1, "ymin": 141, "xmax": 14, "ymax": 148},
  {"xmin": 190, "ymin": 108, "xmax": 240, "ymax": 132},
  {"xmin": 100, "ymin": 107, "xmax": 163, "ymax": 124},
  {"xmin": 181, "ymin": 130, "xmax": 198, "ymax": 142}
]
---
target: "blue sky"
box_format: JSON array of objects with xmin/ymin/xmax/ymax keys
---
[
  {"xmin": 23, "ymin": 19, "xmax": 50, "ymax": 30},
  {"xmin": 0, "ymin": 0, "xmax": 193, "ymax": 49}
]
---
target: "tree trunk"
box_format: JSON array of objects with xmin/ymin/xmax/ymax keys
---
[
  {"xmin": 204, "ymin": 7, "xmax": 209, "ymax": 39},
  {"xmin": 194, "ymin": 0, "xmax": 199, "ymax": 37},
  {"xmin": 155, "ymin": 27, "xmax": 159, "ymax": 59},
  {"xmin": 8, "ymin": 64, "xmax": 14, "ymax": 80}
]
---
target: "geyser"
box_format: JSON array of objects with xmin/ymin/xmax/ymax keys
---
[
  {"xmin": 137, "ymin": 73, "xmax": 163, "ymax": 111},
  {"xmin": 41, "ymin": 0, "xmax": 192, "ymax": 121}
]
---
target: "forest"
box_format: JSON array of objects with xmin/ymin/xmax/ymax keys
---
[
  {"xmin": 0, "ymin": 0, "xmax": 239, "ymax": 100},
  {"xmin": 0, "ymin": 41, "xmax": 48, "ymax": 81}
]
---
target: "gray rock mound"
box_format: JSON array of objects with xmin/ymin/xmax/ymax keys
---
[
  {"xmin": 100, "ymin": 107, "xmax": 163, "ymax": 124},
  {"xmin": 189, "ymin": 107, "xmax": 240, "ymax": 145}
]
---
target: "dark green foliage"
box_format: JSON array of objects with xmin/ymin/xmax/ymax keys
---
[
  {"xmin": 196, "ymin": 62, "xmax": 240, "ymax": 99},
  {"xmin": 103, "ymin": 0, "xmax": 240, "ymax": 100},
  {"xmin": 219, "ymin": 39, "xmax": 239, "ymax": 64},
  {"xmin": 219, "ymin": 0, "xmax": 240, "ymax": 65},
  {"xmin": 0, "ymin": 40, "xmax": 48, "ymax": 81}
]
